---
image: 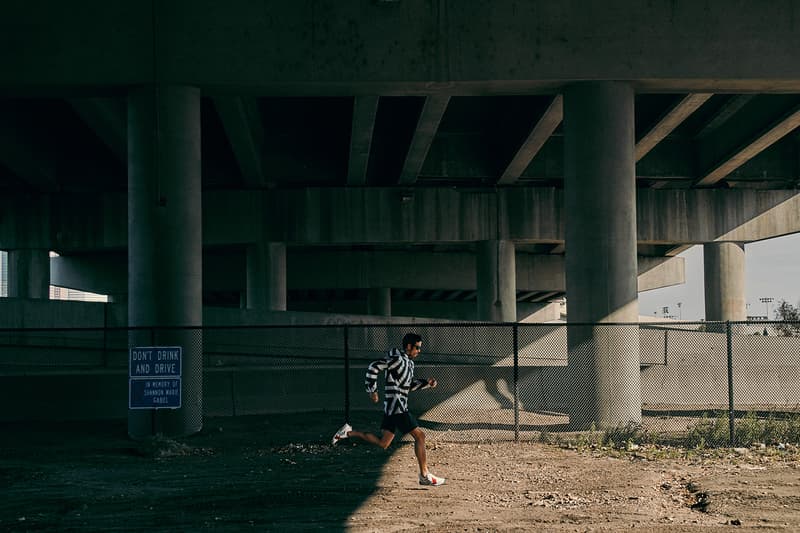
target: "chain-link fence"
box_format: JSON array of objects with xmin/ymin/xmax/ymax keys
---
[{"xmin": 1, "ymin": 321, "xmax": 798, "ymax": 446}]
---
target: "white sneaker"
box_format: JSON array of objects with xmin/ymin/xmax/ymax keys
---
[
  {"xmin": 419, "ymin": 472, "xmax": 446, "ymax": 486},
  {"xmin": 332, "ymin": 423, "xmax": 352, "ymax": 445}
]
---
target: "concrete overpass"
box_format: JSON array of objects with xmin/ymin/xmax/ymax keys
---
[{"xmin": 2, "ymin": 0, "xmax": 800, "ymax": 434}]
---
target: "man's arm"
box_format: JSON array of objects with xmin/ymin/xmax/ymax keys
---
[
  {"xmin": 365, "ymin": 357, "xmax": 390, "ymax": 396},
  {"xmin": 410, "ymin": 377, "xmax": 438, "ymax": 391}
]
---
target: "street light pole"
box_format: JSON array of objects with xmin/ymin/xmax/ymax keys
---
[{"xmin": 759, "ymin": 297, "xmax": 774, "ymax": 320}]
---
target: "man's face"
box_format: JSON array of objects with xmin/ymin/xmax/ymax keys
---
[{"xmin": 407, "ymin": 342, "xmax": 422, "ymax": 359}]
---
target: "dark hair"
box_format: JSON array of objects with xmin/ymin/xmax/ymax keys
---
[{"xmin": 402, "ymin": 332, "xmax": 422, "ymax": 349}]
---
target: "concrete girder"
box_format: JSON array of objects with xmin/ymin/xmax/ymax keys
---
[
  {"xmin": 694, "ymin": 95, "xmax": 756, "ymax": 140},
  {"xmin": 50, "ymin": 253, "xmax": 126, "ymax": 296},
  {"xmin": 347, "ymin": 96, "xmax": 379, "ymax": 186},
  {"xmin": 636, "ymin": 189, "xmax": 800, "ymax": 244},
  {"xmin": 635, "ymin": 93, "xmax": 712, "ymax": 162},
  {"xmin": 50, "ymin": 248, "xmax": 684, "ymax": 298},
  {"xmin": 497, "ymin": 95, "xmax": 563, "ymax": 185},
  {"xmin": 398, "ymin": 96, "xmax": 450, "ymax": 185},
  {"xmin": 5, "ymin": 2, "xmax": 800, "ymax": 94},
  {"xmin": 212, "ymin": 97, "xmax": 268, "ymax": 188},
  {"xmin": 696, "ymin": 99, "xmax": 800, "ymax": 186},
  {"xmin": 637, "ymin": 256, "xmax": 685, "ymax": 292},
  {"xmin": 68, "ymin": 97, "xmax": 127, "ymax": 162},
  {"xmin": 0, "ymin": 108, "xmax": 59, "ymax": 191},
  {"xmin": 2, "ymin": 188, "xmax": 798, "ymax": 250}
]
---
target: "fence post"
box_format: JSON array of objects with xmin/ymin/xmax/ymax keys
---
[
  {"xmin": 150, "ymin": 327, "xmax": 156, "ymax": 435},
  {"xmin": 726, "ymin": 321, "xmax": 735, "ymax": 447},
  {"xmin": 663, "ymin": 329, "xmax": 668, "ymax": 366},
  {"xmin": 513, "ymin": 323, "xmax": 519, "ymax": 442},
  {"xmin": 344, "ymin": 326, "xmax": 350, "ymax": 424},
  {"xmin": 102, "ymin": 303, "xmax": 108, "ymax": 368}
]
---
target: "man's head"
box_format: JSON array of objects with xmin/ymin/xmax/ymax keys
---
[{"xmin": 402, "ymin": 332, "xmax": 423, "ymax": 359}]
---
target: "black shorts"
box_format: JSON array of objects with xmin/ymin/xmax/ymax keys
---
[{"xmin": 380, "ymin": 412, "xmax": 418, "ymax": 435}]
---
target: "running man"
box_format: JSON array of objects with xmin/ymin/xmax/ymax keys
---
[{"xmin": 332, "ymin": 333, "xmax": 445, "ymax": 486}]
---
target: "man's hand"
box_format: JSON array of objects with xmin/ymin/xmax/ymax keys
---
[
  {"xmin": 427, "ymin": 378, "xmax": 438, "ymax": 388},
  {"xmin": 369, "ymin": 391, "xmax": 379, "ymax": 403}
]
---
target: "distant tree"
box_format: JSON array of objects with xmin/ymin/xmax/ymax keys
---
[{"xmin": 773, "ymin": 300, "xmax": 800, "ymax": 337}]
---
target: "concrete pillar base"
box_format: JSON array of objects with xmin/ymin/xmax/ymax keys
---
[
  {"xmin": 127, "ymin": 85, "xmax": 203, "ymax": 439},
  {"xmin": 564, "ymin": 81, "xmax": 642, "ymax": 429}
]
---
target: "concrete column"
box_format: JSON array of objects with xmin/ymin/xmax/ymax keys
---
[
  {"xmin": 476, "ymin": 240, "xmax": 516, "ymax": 322},
  {"xmin": 247, "ymin": 242, "xmax": 286, "ymax": 311},
  {"xmin": 564, "ymin": 82, "xmax": 642, "ymax": 429},
  {"xmin": 0, "ymin": 251, "xmax": 5, "ymax": 297},
  {"xmin": 128, "ymin": 85, "xmax": 202, "ymax": 439},
  {"xmin": 107, "ymin": 294, "xmax": 127, "ymax": 304},
  {"xmin": 367, "ymin": 287, "xmax": 391, "ymax": 316},
  {"xmin": 246, "ymin": 243, "xmax": 265, "ymax": 310},
  {"xmin": 7, "ymin": 249, "xmax": 50, "ymax": 298},
  {"xmin": 703, "ymin": 242, "xmax": 746, "ymax": 321}
]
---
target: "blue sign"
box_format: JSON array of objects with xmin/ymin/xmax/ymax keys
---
[
  {"xmin": 129, "ymin": 346, "xmax": 182, "ymax": 409},
  {"xmin": 129, "ymin": 378, "xmax": 182, "ymax": 409},
  {"xmin": 129, "ymin": 347, "xmax": 182, "ymax": 377}
]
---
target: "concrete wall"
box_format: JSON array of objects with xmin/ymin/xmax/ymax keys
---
[{"xmin": 1, "ymin": 315, "xmax": 798, "ymax": 423}]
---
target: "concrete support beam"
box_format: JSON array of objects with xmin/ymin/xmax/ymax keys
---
[
  {"xmin": 2, "ymin": 200, "xmax": 51, "ymax": 299},
  {"xmin": 50, "ymin": 254, "xmax": 125, "ymax": 296},
  {"xmin": 637, "ymin": 256, "xmax": 685, "ymax": 292},
  {"xmin": 696, "ymin": 102, "xmax": 800, "ymax": 186},
  {"xmin": 212, "ymin": 96, "xmax": 268, "ymax": 188},
  {"xmin": 46, "ymin": 248, "xmax": 684, "ymax": 300},
  {"xmin": 245, "ymin": 243, "xmax": 266, "ymax": 311},
  {"xmin": 0, "ymin": 195, "xmax": 51, "ymax": 250},
  {"xmin": 270, "ymin": 187, "xmax": 501, "ymax": 243},
  {"xmin": 291, "ymin": 298, "xmax": 554, "ymax": 322},
  {"xmin": 68, "ymin": 97, "xmax": 127, "ymax": 162},
  {"xmin": 8, "ymin": 249, "xmax": 49, "ymax": 299},
  {"xmin": 694, "ymin": 95, "xmax": 755, "ymax": 140},
  {"xmin": 497, "ymin": 95, "xmax": 563, "ymax": 185},
  {"xmin": 0, "ymin": 105, "xmax": 59, "ymax": 191},
  {"xmin": 476, "ymin": 240, "xmax": 516, "ymax": 322},
  {"xmin": 636, "ymin": 189, "xmax": 800, "ymax": 244},
  {"xmin": 128, "ymin": 85, "xmax": 202, "ymax": 439},
  {"xmin": 3, "ymin": 188, "xmax": 799, "ymax": 251},
  {"xmin": 266, "ymin": 243, "xmax": 287, "ymax": 311},
  {"xmin": 398, "ymin": 96, "xmax": 449, "ymax": 185},
  {"xmin": 564, "ymin": 82, "xmax": 641, "ymax": 429},
  {"xmin": 703, "ymin": 242, "xmax": 746, "ymax": 321},
  {"xmin": 635, "ymin": 93, "xmax": 712, "ymax": 161},
  {"xmin": 367, "ymin": 287, "xmax": 391, "ymax": 316},
  {"xmin": 347, "ymin": 96, "xmax": 379, "ymax": 186}
]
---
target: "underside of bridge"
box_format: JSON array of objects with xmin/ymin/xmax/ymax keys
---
[
  {"xmin": 2, "ymin": 0, "xmax": 800, "ymax": 433},
  {"xmin": 2, "ymin": 1, "xmax": 799, "ymax": 314}
]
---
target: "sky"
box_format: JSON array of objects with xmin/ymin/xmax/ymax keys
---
[{"xmin": 638, "ymin": 233, "xmax": 800, "ymax": 321}]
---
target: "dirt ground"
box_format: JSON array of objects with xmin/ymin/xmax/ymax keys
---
[{"xmin": 1, "ymin": 411, "xmax": 799, "ymax": 532}]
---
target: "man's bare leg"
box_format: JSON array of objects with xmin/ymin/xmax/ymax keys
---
[
  {"xmin": 347, "ymin": 428, "xmax": 395, "ymax": 450},
  {"xmin": 408, "ymin": 427, "xmax": 428, "ymax": 475}
]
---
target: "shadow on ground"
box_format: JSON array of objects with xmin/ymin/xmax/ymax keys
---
[{"xmin": 0, "ymin": 411, "xmax": 396, "ymax": 532}]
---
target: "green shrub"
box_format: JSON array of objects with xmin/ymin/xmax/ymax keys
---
[
  {"xmin": 686, "ymin": 412, "xmax": 730, "ymax": 448},
  {"xmin": 684, "ymin": 411, "xmax": 800, "ymax": 448}
]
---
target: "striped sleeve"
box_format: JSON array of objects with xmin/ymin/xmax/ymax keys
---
[
  {"xmin": 365, "ymin": 357, "xmax": 389, "ymax": 393},
  {"xmin": 410, "ymin": 378, "xmax": 429, "ymax": 391}
]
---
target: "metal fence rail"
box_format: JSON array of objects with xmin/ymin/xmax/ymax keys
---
[{"xmin": 1, "ymin": 321, "xmax": 798, "ymax": 446}]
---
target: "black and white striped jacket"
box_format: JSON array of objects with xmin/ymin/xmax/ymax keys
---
[{"xmin": 365, "ymin": 347, "xmax": 430, "ymax": 415}]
